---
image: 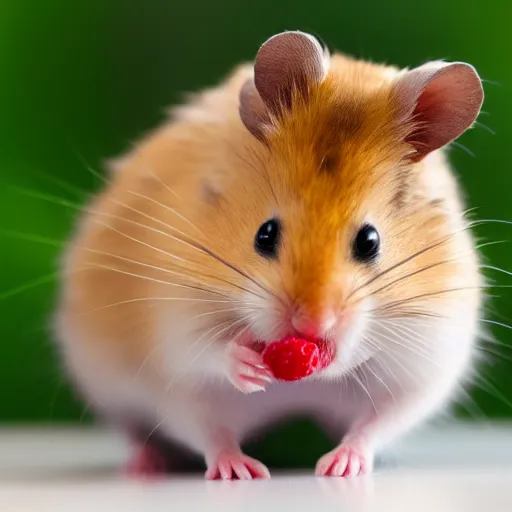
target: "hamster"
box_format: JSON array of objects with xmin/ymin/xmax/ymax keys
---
[{"xmin": 54, "ymin": 31, "xmax": 484, "ymax": 479}]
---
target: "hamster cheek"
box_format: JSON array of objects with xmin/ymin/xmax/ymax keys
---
[
  {"xmin": 239, "ymin": 290, "xmax": 288, "ymax": 343},
  {"xmin": 326, "ymin": 298, "xmax": 376, "ymax": 376}
]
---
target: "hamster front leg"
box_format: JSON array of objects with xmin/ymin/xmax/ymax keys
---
[
  {"xmin": 315, "ymin": 363, "xmax": 458, "ymax": 477},
  {"xmin": 135, "ymin": 341, "xmax": 272, "ymax": 480},
  {"xmin": 204, "ymin": 428, "xmax": 271, "ymax": 480},
  {"xmin": 125, "ymin": 421, "xmax": 270, "ymax": 479},
  {"xmin": 204, "ymin": 342, "xmax": 272, "ymax": 479},
  {"xmin": 130, "ymin": 394, "xmax": 271, "ymax": 480}
]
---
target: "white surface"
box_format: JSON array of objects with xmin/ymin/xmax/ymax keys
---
[{"xmin": 1, "ymin": 423, "xmax": 512, "ymax": 511}]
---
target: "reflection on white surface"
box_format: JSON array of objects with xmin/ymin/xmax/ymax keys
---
[{"xmin": 1, "ymin": 423, "xmax": 512, "ymax": 511}]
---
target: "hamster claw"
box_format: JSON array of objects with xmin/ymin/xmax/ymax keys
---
[
  {"xmin": 227, "ymin": 344, "xmax": 273, "ymax": 394},
  {"xmin": 315, "ymin": 441, "xmax": 373, "ymax": 478},
  {"xmin": 205, "ymin": 451, "xmax": 270, "ymax": 480}
]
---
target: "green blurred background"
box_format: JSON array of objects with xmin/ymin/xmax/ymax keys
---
[{"xmin": 1, "ymin": 0, "xmax": 511, "ymax": 466}]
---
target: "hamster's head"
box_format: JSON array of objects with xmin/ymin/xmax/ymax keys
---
[{"xmin": 193, "ymin": 31, "xmax": 483, "ymax": 377}]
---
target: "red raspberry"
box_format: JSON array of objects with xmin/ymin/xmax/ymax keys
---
[{"xmin": 262, "ymin": 336, "xmax": 321, "ymax": 382}]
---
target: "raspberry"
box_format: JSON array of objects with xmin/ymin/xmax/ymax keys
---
[{"xmin": 262, "ymin": 336, "xmax": 328, "ymax": 382}]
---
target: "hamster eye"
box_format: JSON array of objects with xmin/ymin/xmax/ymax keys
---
[
  {"xmin": 353, "ymin": 224, "xmax": 380, "ymax": 262},
  {"xmin": 255, "ymin": 218, "xmax": 281, "ymax": 259}
]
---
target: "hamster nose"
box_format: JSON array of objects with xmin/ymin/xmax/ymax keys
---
[{"xmin": 291, "ymin": 308, "xmax": 336, "ymax": 340}]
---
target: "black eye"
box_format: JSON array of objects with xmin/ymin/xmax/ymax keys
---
[
  {"xmin": 255, "ymin": 218, "xmax": 281, "ymax": 259},
  {"xmin": 353, "ymin": 224, "xmax": 380, "ymax": 262}
]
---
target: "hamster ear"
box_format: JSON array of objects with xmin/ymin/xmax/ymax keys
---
[
  {"xmin": 239, "ymin": 78, "xmax": 271, "ymax": 142},
  {"xmin": 239, "ymin": 31, "xmax": 330, "ymax": 140},
  {"xmin": 393, "ymin": 61, "xmax": 484, "ymax": 161},
  {"xmin": 254, "ymin": 31, "xmax": 330, "ymax": 114}
]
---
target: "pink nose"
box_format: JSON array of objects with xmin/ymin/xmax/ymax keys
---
[{"xmin": 291, "ymin": 309, "xmax": 336, "ymax": 339}]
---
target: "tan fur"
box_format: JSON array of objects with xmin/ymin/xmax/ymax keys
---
[{"xmin": 57, "ymin": 53, "xmax": 480, "ymax": 406}]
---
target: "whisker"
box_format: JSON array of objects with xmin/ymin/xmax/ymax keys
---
[
  {"xmin": 82, "ymin": 296, "xmax": 240, "ymax": 315},
  {"xmin": 81, "ymin": 248, "xmax": 256, "ymax": 304},
  {"xmin": 188, "ymin": 306, "xmax": 257, "ymax": 322},
  {"xmin": 9, "ymin": 183, "xmax": 274, "ymax": 303},
  {"xmin": 353, "ymin": 251, "xmax": 476, "ymax": 305},
  {"xmin": 351, "ymin": 368, "xmax": 378, "ymax": 414},
  {"xmin": 368, "ymin": 348, "xmax": 405, "ymax": 393},
  {"xmin": 373, "ymin": 286, "xmax": 499, "ymax": 315},
  {"xmin": 164, "ymin": 322, "xmax": 232, "ymax": 389},
  {"xmin": 166, "ymin": 315, "xmax": 252, "ymax": 391},
  {"xmin": 9, "ymin": 185, "xmax": 81, "ymax": 210},
  {"xmin": 79, "ymin": 402, "xmax": 93, "ymax": 423},
  {"xmin": 126, "ymin": 189, "xmax": 204, "ymax": 236},
  {"xmin": 95, "ymin": 218, "xmax": 269, "ymax": 302},
  {"xmin": 186, "ymin": 318, "xmax": 249, "ymax": 372},
  {"xmin": 143, "ymin": 417, "xmax": 166, "ymax": 447},
  {"xmin": 109, "ymin": 196, "xmax": 205, "ymax": 250},
  {"xmin": 378, "ymin": 321, "xmax": 448, "ymax": 363},
  {"xmin": 373, "ymin": 309, "xmax": 447, "ymax": 320},
  {"xmin": 232, "ymin": 144, "xmax": 279, "ymax": 206},
  {"xmin": 374, "ymin": 315, "xmax": 438, "ymax": 331},
  {"xmin": 75, "ymin": 151, "xmax": 109, "ymax": 185},
  {"xmin": 94, "ymin": 219, "xmax": 189, "ymax": 264},
  {"xmin": 134, "ymin": 343, "xmax": 165, "ymax": 381},
  {"xmin": 36, "ymin": 170, "xmax": 87, "ymax": 199},
  {"xmin": 481, "ymin": 265, "xmax": 512, "ymax": 278},
  {"xmin": 474, "ymin": 375, "xmax": 512, "ymax": 411},
  {"xmin": 195, "ymin": 246, "xmax": 282, "ymax": 306},
  {"xmin": 476, "ymin": 240, "xmax": 508, "ymax": 251},
  {"xmin": 0, "ymin": 272, "xmax": 58, "ymax": 301},
  {"xmin": 474, "ymin": 121, "xmax": 496, "ymax": 135},
  {"xmin": 0, "ymin": 228, "xmax": 64, "ymax": 248},
  {"xmin": 146, "ymin": 167, "xmax": 183, "ymax": 202},
  {"xmin": 99, "ymin": 202, "xmax": 278, "ymax": 304},
  {"xmin": 456, "ymin": 393, "xmax": 487, "ymax": 422},
  {"xmin": 347, "ymin": 228, "xmax": 470, "ymax": 300},
  {"xmin": 478, "ymin": 330, "xmax": 512, "ymax": 349},
  {"xmin": 377, "ymin": 318, "xmax": 433, "ymax": 347},
  {"xmin": 477, "ymin": 345, "xmax": 512, "ymax": 366},
  {"xmin": 375, "ymin": 321, "xmax": 440, "ymax": 366},
  {"xmin": 480, "ymin": 319, "xmax": 512, "ymax": 330},
  {"xmin": 139, "ymin": 307, "xmax": 253, "ymax": 386},
  {"xmin": 463, "ymin": 206, "xmax": 481, "ymax": 218},
  {"xmin": 383, "ymin": 350, "xmax": 417, "ymax": 381},
  {"xmin": 108, "ymin": 197, "xmax": 202, "ymax": 246},
  {"xmin": 131, "ymin": 311, "xmax": 240, "ymax": 386},
  {"xmin": 371, "ymin": 341, "xmax": 423, "ymax": 384},
  {"xmin": 468, "ymin": 218, "xmax": 512, "ymax": 228},
  {"xmin": 361, "ymin": 356, "xmax": 397, "ymax": 403},
  {"xmin": 87, "ymin": 263, "xmax": 242, "ymax": 301},
  {"xmin": 450, "ymin": 140, "xmax": 475, "ymax": 158},
  {"xmin": 349, "ymin": 216, "xmax": 512, "ymax": 303}
]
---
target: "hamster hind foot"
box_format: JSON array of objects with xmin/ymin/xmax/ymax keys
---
[
  {"xmin": 123, "ymin": 430, "xmax": 206, "ymax": 478},
  {"xmin": 125, "ymin": 443, "xmax": 168, "ymax": 478}
]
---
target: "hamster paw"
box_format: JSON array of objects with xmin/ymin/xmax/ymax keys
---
[
  {"xmin": 205, "ymin": 451, "xmax": 271, "ymax": 480},
  {"xmin": 125, "ymin": 443, "xmax": 167, "ymax": 478},
  {"xmin": 227, "ymin": 344, "xmax": 272, "ymax": 393},
  {"xmin": 315, "ymin": 441, "xmax": 373, "ymax": 478}
]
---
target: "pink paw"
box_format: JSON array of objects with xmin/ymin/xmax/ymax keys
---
[
  {"xmin": 205, "ymin": 451, "xmax": 270, "ymax": 480},
  {"xmin": 125, "ymin": 443, "xmax": 167, "ymax": 479},
  {"xmin": 315, "ymin": 442, "xmax": 373, "ymax": 478},
  {"xmin": 227, "ymin": 344, "xmax": 272, "ymax": 393}
]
